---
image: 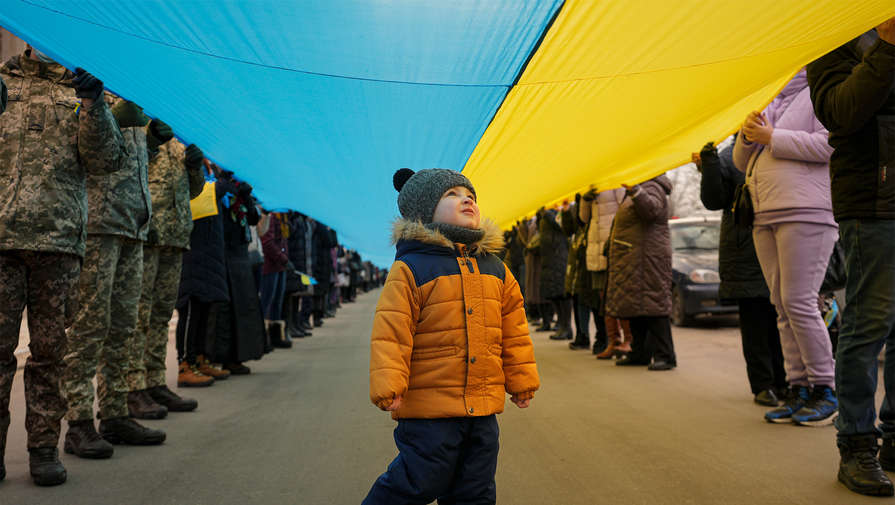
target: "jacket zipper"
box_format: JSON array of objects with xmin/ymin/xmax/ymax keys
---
[{"xmin": 459, "ymin": 245, "xmax": 473, "ymax": 274}]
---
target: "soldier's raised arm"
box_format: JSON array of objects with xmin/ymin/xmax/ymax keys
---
[{"xmin": 74, "ymin": 68, "xmax": 127, "ymax": 174}]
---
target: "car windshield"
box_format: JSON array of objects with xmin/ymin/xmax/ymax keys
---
[{"xmin": 671, "ymin": 223, "xmax": 719, "ymax": 251}]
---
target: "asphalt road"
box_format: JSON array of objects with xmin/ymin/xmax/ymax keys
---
[{"xmin": 1, "ymin": 289, "xmax": 884, "ymax": 504}]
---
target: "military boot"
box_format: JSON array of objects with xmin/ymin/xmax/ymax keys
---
[
  {"xmin": 99, "ymin": 417, "xmax": 166, "ymax": 446},
  {"xmin": 29, "ymin": 447, "xmax": 66, "ymax": 486},
  {"xmin": 0, "ymin": 415, "xmax": 8, "ymax": 481},
  {"xmin": 147, "ymin": 385, "xmax": 198, "ymax": 412},
  {"xmin": 128, "ymin": 390, "xmax": 169, "ymax": 419},
  {"xmin": 838, "ymin": 434, "xmax": 894, "ymax": 497},
  {"xmin": 64, "ymin": 420, "xmax": 113, "ymax": 459}
]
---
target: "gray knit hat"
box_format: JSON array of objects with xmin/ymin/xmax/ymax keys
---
[{"xmin": 393, "ymin": 168, "xmax": 476, "ymax": 224}]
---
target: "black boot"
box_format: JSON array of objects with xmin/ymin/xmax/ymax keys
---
[
  {"xmin": 270, "ymin": 322, "xmax": 292, "ymax": 349},
  {"xmin": 569, "ymin": 316, "xmax": 590, "ymax": 350},
  {"xmin": 837, "ymin": 434, "xmax": 894, "ymax": 496},
  {"xmin": 879, "ymin": 433, "xmax": 895, "ymax": 471},
  {"xmin": 99, "ymin": 417, "xmax": 166, "ymax": 446},
  {"xmin": 128, "ymin": 390, "xmax": 168, "ymax": 420},
  {"xmin": 28, "ymin": 447, "xmax": 66, "ymax": 486},
  {"xmin": 64, "ymin": 419, "xmax": 114, "ymax": 459},
  {"xmin": 0, "ymin": 415, "xmax": 8, "ymax": 482},
  {"xmin": 148, "ymin": 385, "xmax": 198, "ymax": 412}
]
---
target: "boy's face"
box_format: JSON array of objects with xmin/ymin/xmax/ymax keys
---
[{"xmin": 432, "ymin": 186, "xmax": 480, "ymax": 230}]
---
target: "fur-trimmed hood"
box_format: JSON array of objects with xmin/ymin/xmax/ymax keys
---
[{"xmin": 391, "ymin": 218, "xmax": 504, "ymax": 256}]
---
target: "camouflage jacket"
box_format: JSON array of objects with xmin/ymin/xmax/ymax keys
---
[
  {"xmin": 147, "ymin": 138, "xmax": 205, "ymax": 249},
  {"xmin": 0, "ymin": 55, "xmax": 127, "ymax": 257},
  {"xmin": 85, "ymin": 116, "xmax": 152, "ymax": 239}
]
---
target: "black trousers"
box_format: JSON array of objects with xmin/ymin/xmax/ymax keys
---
[
  {"xmin": 628, "ymin": 316, "xmax": 676, "ymax": 365},
  {"xmin": 175, "ymin": 298, "xmax": 218, "ymax": 364},
  {"xmin": 737, "ymin": 297, "xmax": 787, "ymax": 394}
]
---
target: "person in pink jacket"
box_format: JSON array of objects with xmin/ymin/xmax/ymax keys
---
[{"xmin": 733, "ymin": 68, "xmax": 838, "ymax": 427}]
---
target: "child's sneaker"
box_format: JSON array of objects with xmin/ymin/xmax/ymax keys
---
[
  {"xmin": 793, "ymin": 385, "xmax": 838, "ymax": 427},
  {"xmin": 765, "ymin": 385, "xmax": 810, "ymax": 424}
]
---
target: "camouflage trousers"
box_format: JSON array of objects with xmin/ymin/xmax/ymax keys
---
[
  {"xmin": 128, "ymin": 245, "xmax": 182, "ymax": 391},
  {"xmin": 0, "ymin": 250, "xmax": 80, "ymax": 448},
  {"xmin": 62, "ymin": 235, "xmax": 143, "ymax": 421}
]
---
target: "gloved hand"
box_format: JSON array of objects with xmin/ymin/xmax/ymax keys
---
[
  {"xmin": 184, "ymin": 144, "xmax": 204, "ymax": 170},
  {"xmin": 148, "ymin": 119, "xmax": 174, "ymax": 143},
  {"xmin": 72, "ymin": 68, "xmax": 104, "ymax": 101},
  {"xmin": 110, "ymin": 100, "xmax": 149, "ymax": 128},
  {"xmin": 699, "ymin": 141, "xmax": 719, "ymax": 168},
  {"xmin": 237, "ymin": 181, "xmax": 253, "ymax": 197}
]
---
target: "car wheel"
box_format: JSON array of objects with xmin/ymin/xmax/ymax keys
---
[{"xmin": 671, "ymin": 286, "xmax": 692, "ymax": 327}]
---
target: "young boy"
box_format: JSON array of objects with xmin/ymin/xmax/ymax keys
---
[{"xmin": 363, "ymin": 168, "xmax": 540, "ymax": 504}]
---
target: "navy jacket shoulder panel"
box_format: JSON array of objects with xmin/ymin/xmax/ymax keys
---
[
  {"xmin": 399, "ymin": 252, "xmax": 461, "ymax": 287},
  {"xmin": 476, "ymin": 254, "xmax": 506, "ymax": 282}
]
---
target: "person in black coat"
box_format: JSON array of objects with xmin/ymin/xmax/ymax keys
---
[
  {"xmin": 175, "ymin": 162, "xmax": 231, "ymax": 384},
  {"xmin": 212, "ymin": 172, "xmax": 265, "ymax": 373},
  {"xmin": 312, "ymin": 223, "xmax": 334, "ymax": 327},
  {"xmin": 697, "ymin": 139, "xmax": 786, "ymax": 405},
  {"xmin": 807, "ymin": 22, "xmax": 895, "ymax": 495}
]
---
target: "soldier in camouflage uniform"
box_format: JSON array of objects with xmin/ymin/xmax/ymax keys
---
[
  {"xmin": 0, "ymin": 47, "xmax": 127, "ymax": 486},
  {"xmin": 131, "ymin": 134, "xmax": 209, "ymax": 402},
  {"xmin": 61, "ymin": 96, "xmax": 173, "ymax": 457}
]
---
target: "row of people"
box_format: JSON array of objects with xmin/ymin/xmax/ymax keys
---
[{"xmin": 0, "ymin": 45, "xmax": 383, "ymax": 487}]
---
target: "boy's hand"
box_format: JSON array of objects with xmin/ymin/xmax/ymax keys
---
[
  {"xmin": 510, "ymin": 394, "xmax": 531, "ymax": 409},
  {"xmin": 384, "ymin": 395, "xmax": 403, "ymax": 411}
]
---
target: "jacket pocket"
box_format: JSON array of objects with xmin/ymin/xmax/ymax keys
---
[
  {"xmin": 410, "ymin": 345, "xmax": 456, "ymax": 361},
  {"xmin": 878, "ymin": 116, "xmax": 895, "ymax": 204}
]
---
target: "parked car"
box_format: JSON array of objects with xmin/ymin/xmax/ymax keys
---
[{"xmin": 669, "ymin": 216, "xmax": 737, "ymax": 326}]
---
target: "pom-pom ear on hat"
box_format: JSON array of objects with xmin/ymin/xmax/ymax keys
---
[{"xmin": 393, "ymin": 168, "xmax": 415, "ymax": 192}]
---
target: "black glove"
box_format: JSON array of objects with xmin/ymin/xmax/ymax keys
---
[
  {"xmin": 184, "ymin": 144, "xmax": 204, "ymax": 170},
  {"xmin": 111, "ymin": 100, "xmax": 149, "ymax": 128},
  {"xmin": 148, "ymin": 119, "xmax": 174, "ymax": 143},
  {"xmin": 72, "ymin": 68, "xmax": 104, "ymax": 101},
  {"xmin": 237, "ymin": 181, "xmax": 253, "ymax": 197},
  {"xmin": 699, "ymin": 141, "xmax": 719, "ymax": 168}
]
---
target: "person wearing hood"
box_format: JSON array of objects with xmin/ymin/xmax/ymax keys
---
[
  {"xmin": 808, "ymin": 21, "xmax": 895, "ymax": 496},
  {"xmin": 698, "ymin": 138, "xmax": 786, "ymax": 407},
  {"xmin": 733, "ymin": 68, "xmax": 837, "ymax": 427},
  {"xmin": 363, "ymin": 168, "xmax": 538, "ymax": 504},
  {"xmin": 0, "ymin": 47, "xmax": 127, "ymax": 485},
  {"xmin": 605, "ymin": 175, "xmax": 677, "ymax": 370}
]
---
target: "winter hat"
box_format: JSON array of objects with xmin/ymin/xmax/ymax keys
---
[{"xmin": 392, "ymin": 168, "xmax": 476, "ymax": 224}]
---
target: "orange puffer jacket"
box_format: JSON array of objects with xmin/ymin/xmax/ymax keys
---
[{"xmin": 370, "ymin": 219, "xmax": 539, "ymax": 420}]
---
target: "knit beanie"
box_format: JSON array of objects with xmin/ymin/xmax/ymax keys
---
[{"xmin": 393, "ymin": 168, "xmax": 484, "ymax": 245}]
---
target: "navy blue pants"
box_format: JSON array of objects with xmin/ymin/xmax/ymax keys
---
[{"xmin": 363, "ymin": 415, "xmax": 499, "ymax": 505}]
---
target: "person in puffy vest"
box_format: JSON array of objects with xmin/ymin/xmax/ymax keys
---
[{"xmin": 363, "ymin": 168, "xmax": 539, "ymax": 504}]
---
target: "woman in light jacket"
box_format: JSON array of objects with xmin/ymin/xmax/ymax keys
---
[{"xmin": 733, "ymin": 69, "xmax": 837, "ymax": 426}]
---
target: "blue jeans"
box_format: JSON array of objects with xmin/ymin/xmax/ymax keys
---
[
  {"xmin": 835, "ymin": 219, "xmax": 895, "ymax": 437},
  {"xmin": 363, "ymin": 416, "xmax": 499, "ymax": 505}
]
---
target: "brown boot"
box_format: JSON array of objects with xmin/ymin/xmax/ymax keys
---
[
  {"xmin": 614, "ymin": 319, "xmax": 633, "ymax": 355},
  {"xmin": 596, "ymin": 315, "xmax": 621, "ymax": 360},
  {"xmin": 196, "ymin": 355, "xmax": 231, "ymax": 381},
  {"xmin": 177, "ymin": 361, "xmax": 214, "ymax": 387}
]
